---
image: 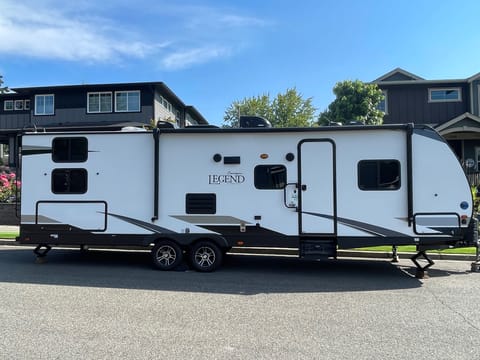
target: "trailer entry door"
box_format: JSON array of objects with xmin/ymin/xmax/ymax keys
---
[{"xmin": 299, "ymin": 139, "xmax": 336, "ymax": 235}]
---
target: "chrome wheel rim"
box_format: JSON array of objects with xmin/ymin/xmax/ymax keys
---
[
  {"xmin": 194, "ymin": 246, "xmax": 215, "ymax": 268},
  {"xmin": 156, "ymin": 245, "xmax": 177, "ymax": 267}
]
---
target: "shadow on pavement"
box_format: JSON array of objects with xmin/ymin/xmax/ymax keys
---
[{"xmin": 0, "ymin": 247, "xmax": 465, "ymax": 295}]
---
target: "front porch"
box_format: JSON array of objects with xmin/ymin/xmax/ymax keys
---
[{"xmin": 436, "ymin": 113, "xmax": 480, "ymax": 186}]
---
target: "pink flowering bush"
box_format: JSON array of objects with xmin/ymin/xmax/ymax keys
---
[{"xmin": 0, "ymin": 170, "xmax": 20, "ymax": 202}]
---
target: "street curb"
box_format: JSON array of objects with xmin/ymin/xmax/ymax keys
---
[{"xmin": 0, "ymin": 239, "xmax": 477, "ymax": 262}]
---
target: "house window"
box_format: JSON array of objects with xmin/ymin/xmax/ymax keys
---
[
  {"xmin": 52, "ymin": 137, "xmax": 88, "ymax": 163},
  {"xmin": 254, "ymin": 165, "xmax": 287, "ymax": 190},
  {"xmin": 87, "ymin": 92, "xmax": 112, "ymax": 113},
  {"xmin": 377, "ymin": 90, "xmax": 388, "ymax": 114},
  {"xmin": 428, "ymin": 88, "xmax": 461, "ymax": 102},
  {"xmin": 358, "ymin": 160, "xmax": 400, "ymax": 191},
  {"xmin": 35, "ymin": 94, "xmax": 55, "ymax": 115},
  {"xmin": 24, "ymin": 100, "xmax": 30, "ymax": 111},
  {"xmin": 14, "ymin": 100, "xmax": 24, "ymax": 110},
  {"xmin": 52, "ymin": 168, "xmax": 88, "ymax": 194},
  {"xmin": 115, "ymin": 91, "xmax": 140, "ymax": 112},
  {"xmin": 4, "ymin": 100, "xmax": 13, "ymax": 111}
]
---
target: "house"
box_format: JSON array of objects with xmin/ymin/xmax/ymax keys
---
[
  {"xmin": 0, "ymin": 81, "xmax": 208, "ymax": 167},
  {"xmin": 373, "ymin": 68, "xmax": 480, "ymax": 184}
]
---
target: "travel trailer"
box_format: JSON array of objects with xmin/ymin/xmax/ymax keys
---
[{"xmin": 17, "ymin": 123, "xmax": 479, "ymax": 274}]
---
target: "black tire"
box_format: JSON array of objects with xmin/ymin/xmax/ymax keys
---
[
  {"xmin": 151, "ymin": 240, "xmax": 183, "ymax": 270},
  {"xmin": 189, "ymin": 241, "xmax": 223, "ymax": 272}
]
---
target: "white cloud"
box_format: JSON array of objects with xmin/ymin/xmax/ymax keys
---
[
  {"xmin": 161, "ymin": 46, "xmax": 231, "ymax": 70},
  {"xmin": 0, "ymin": 0, "xmax": 269, "ymax": 70},
  {"xmin": 0, "ymin": 1, "xmax": 164, "ymax": 63}
]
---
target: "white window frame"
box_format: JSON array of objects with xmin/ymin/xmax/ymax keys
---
[
  {"xmin": 478, "ymin": 85, "xmax": 480, "ymax": 116},
  {"xmin": 14, "ymin": 100, "xmax": 24, "ymax": 111},
  {"xmin": 35, "ymin": 94, "xmax": 55, "ymax": 115},
  {"xmin": 428, "ymin": 87, "xmax": 462, "ymax": 103},
  {"xmin": 377, "ymin": 90, "xmax": 388, "ymax": 114},
  {"xmin": 24, "ymin": 99, "xmax": 30, "ymax": 111},
  {"xmin": 115, "ymin": 90, "xmax": 141, "ymax": 112},
  {"xmin": 87, "ymin": 92, "xmax": 112, "ymax": 113},
  {"xmin": 3, "ymin": 100, "xmax": 13, "ymax": 111}
]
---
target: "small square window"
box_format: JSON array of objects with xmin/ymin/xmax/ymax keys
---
[
  {"xmin": 14, "ymin": 100, "xmax": 24, "ymax": 110},
  {"xmin": 358, "ymin": 160, "xmax": 400, "ymax": 191},
  {"xmin": 254, "ymin": 165, "xmax": 287, "ymax": 190},
  {"xmin": 52, "ymin": 137, "xmax": 88, "ymax": 163},
  {"xmin": 4, "ymin": 100, "xmax": 13, "ymax": 111},
  {"xmin": 52, "ymin": 168, "xmax": 88, "ymax": 194},
  {"xmin": 24, "ymin": 100, "xmax": 30, "ymax": 110}
]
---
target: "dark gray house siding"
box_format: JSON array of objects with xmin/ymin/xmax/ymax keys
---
[
  {"xmin": 0, "ymin": 81, "xmax": 208, "ymax": 167},
  {"xmin": 373, "ymin": 68, "xmax": 480, "ymax": 185},
  {"xmin": 382, "ymin": 82, "xmax": 469, "ymax": 125}
]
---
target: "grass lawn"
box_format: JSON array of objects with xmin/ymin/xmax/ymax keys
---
[
  {"xmin": 0, "ymin": 232, "xmax": 18, "ymax": 239},
  {"xmin": 355, "ymin": 245, "xmax": 477, "ymax": 255}
]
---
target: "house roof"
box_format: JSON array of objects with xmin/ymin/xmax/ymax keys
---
[
  {"xmin": 373, "ymin": 68, "xmax": 480, "ymax": 85},
  {"xmin": 435, "ymin": 112, "xmax": 480, "ymax": 135},
  {"xmin": 373, "ymin": 68, "xmax": 424, "ymax": 82},
  {"xmin": 11, "ymin": 81, "xmax": 184, "ymax": 102}
]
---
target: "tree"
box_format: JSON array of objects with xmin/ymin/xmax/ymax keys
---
[
  {"xmin": 0, "ymin": 75, "xmax": 8, "ymax": 94},
  {"xmin": 318, "ymin": 80, "xmax": 384, "ymax": 126},
  {"xmin": 223, "ymin": 88, "xmax": 316, "ymax": 128}
]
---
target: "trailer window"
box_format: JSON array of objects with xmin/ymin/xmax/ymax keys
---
[
  {"xmin": 254, "ymin": 165, "xmax": 287, "ymax": 190},
  {"xmin": 52, "ymin": 169, "xmax": 88, "ymax": 194},
  {"xmin": 52, "ymin": 137, "xmax": 88, "ymax": 163},
  {"xmin": 358, "ymin": 160, "xmax": 400, "ymax": 191}
]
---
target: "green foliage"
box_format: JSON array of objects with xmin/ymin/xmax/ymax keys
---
[
  {"xmin": 318, "ymin": 80, "xmax": 384, "ymax": 126},
  {"xmin": 0, "ymin": 75, "xmax": 8, "ymax": 94},
  {"xmin": 223, "ymin": 88, "xmax": 316, "ymax": 128}
]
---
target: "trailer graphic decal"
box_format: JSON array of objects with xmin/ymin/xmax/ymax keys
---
[
  {"xmin": 107, "ymin": 213, "xmax": 175, "ymax": 234},
  {"xmin": 301, "ymin": 212, "xmax": 408, "ymax": 237},
  {"xmin": 170, "ymin": 215, "xmax": 250, "ymax": 225}
]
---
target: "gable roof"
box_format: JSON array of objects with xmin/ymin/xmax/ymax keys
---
[
  {"xmin": 374, "ymin": 68, "xmax": 480, "ymax": 85},
  {"xmin": 373, "ymin": 68, "xmax": 424, "ymax": 83},
  {"xmin": 435, "ymin": 112, "xmax": 480, "ymax": 135}
]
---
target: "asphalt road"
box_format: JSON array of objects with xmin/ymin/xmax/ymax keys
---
[{"xmin": 0, "ymin": 246, "xmax": 479, "ymax": 360}]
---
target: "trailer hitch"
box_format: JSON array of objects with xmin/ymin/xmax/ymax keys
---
[{"xmin": 411, "ymin": 250, "xmax": 434, "ymax": 279}]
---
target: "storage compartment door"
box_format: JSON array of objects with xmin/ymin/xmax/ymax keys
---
[{"xmin": 36, "ymin": 201, "xmax": 107, "ymax": 231}]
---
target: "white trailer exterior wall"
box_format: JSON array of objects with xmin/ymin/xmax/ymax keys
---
[{"xmin": 17, "ymin": 124, "xmax": 477, "ymax": 271}]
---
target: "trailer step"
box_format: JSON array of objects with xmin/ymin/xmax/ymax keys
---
[{"xmin": 300, "ymin": 239, "xmax": 337, "ymax": 260}]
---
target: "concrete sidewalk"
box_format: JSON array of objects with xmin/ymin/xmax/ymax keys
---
[{"xmin": 0, "ymin": 224, "xmax": 477, "ymax": 262}]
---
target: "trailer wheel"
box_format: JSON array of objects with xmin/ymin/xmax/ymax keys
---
[
  {"xmin": 189, "ymin": 241, "xmax": 223, "ymax": 272},
  {"xmin": 151, "ymin": 240, "xmax": 183, "ymax": 270}
]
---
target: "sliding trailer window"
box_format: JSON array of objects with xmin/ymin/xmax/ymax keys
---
[
  {"xmin": 358, "ymin": 160, "xmax": 400, "ymax": 191},
  {"xmin": 52, "ymin": 137, "xmax": 88, "ymax": 163},
  {"xmin": 52, "ymin": 168, "xmax": 88, "ymax": 194},
  {"xmin": 254, "ymin": 165, "xmax": 287, "ymax": 190}
]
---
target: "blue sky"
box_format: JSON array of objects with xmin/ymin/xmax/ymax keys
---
[{"xmin": 1, "ymin": 0, "xmax": 480, "ymax": 126}]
